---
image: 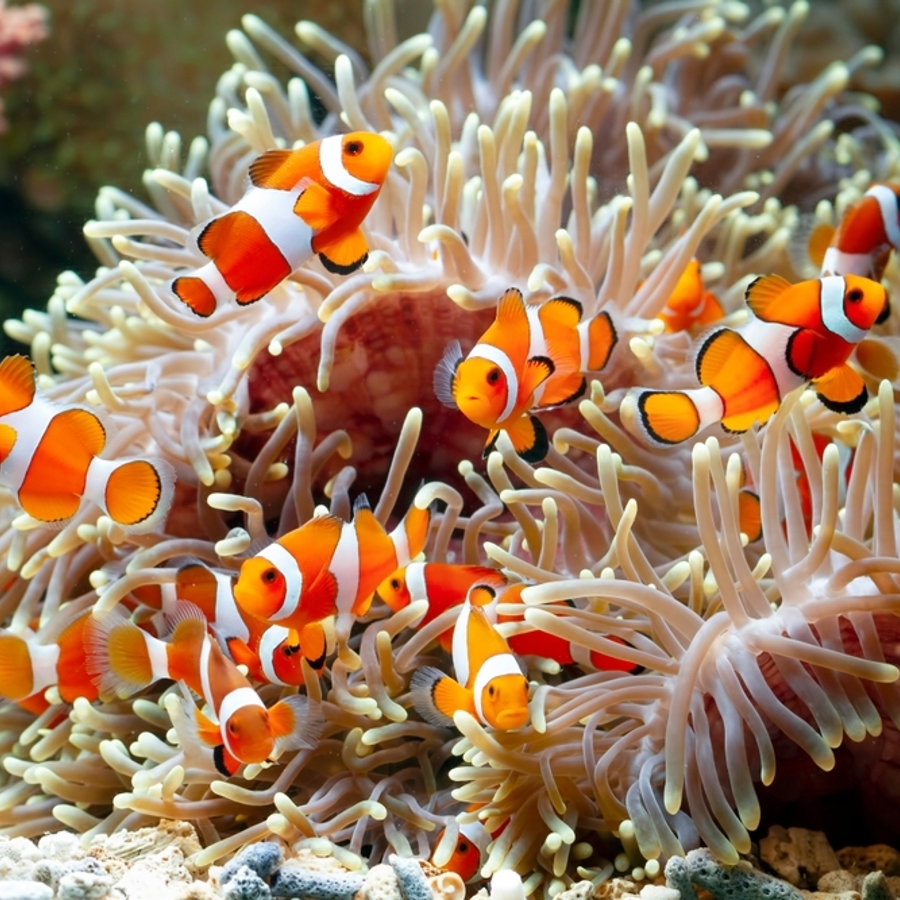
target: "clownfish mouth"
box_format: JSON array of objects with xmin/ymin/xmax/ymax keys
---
[{"xmin": 493, "ymin": 708, "xmax": 530, "ymax": 730}]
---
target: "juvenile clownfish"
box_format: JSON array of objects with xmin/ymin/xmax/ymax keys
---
[
  {"xmin": 168, "ymin": 132, "xmax": 393, "ymax": 317},
  {"xmin": 656, "ymin": 259, "xmax": 725, "ymax": 334},
  {"xmin": 376, "ymin": 563, "xmax": 505, "ymax": 652},
  {"xmin": 0, "ymin": 355, "xmax": 173, "ymax": 529},
  {"xmin": 433, "ymin": 820, "xmax": 494, "ymax": 883},
  {"xmin": 0, "ymin": 610, "xmax": 98, "ymax": 707},
  {"xmin": 233, "ymin": 499, "xmax": 431, "ymax": 654},
  {"xmin": 792, "ymin": 183, "xmax": 900, "ymax": 288},
  {"xmin": 434, "ymin": 287, "xmax": 617, "ymax": 462},
  {"xmin": 625, "ymin": 274, "xmax": 888, "ymax": 446},
  {"xmin": 85, "ymin": 602, "xmax": 321, "ymax": 776},
  {"xmin": 410, "ymin": 586, "xmax": 530, "ymax": 731},
  {"xmin": 132, "ymin": 564, "xmax": 327, "ymax": 687}
]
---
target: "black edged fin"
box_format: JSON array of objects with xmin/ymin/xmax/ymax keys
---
[{"xmin": 319, "ymin": 251, "xmax": 367, "ymax": 275}]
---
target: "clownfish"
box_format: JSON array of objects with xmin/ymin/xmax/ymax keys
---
[
  {"xmin": 434, "ymin": 287, "xmax": 617, "ymax": 462},
  {"xmin": 433, "ymin": 820, "xmax": 495, "ymax": 883},
  {"xmin": 85, "ymin": 602, "xmax": 321, "ymax": 776},
  {"xmin": 792, "ymin": 183, "xmax": 900, "ymax": 286},
  {"xmin": 656, "ymin": 259, "xmax": 725, "ymax": 334},
  {"xmin": 625, "ymin": 274, "xmax": 888, "ymax": 446},
  {"xmin": 132, "ymin": 564, "xmax": 327, "ymax": 687},
  {"xmin": 0, "ymin": 355, "xmax": 173, "ymax": 529},
  {"xmin": 376, "ymin": 563, "xmax": 505, "ymax": 652},
  {"xmin": 169, "ymin": 132, "xmax": 393, "ymax": 317},
  {"xmin": 0, "ymin": 610, "xmax": 98, "ymax": 707},
  {"xmin": 233, "ymin": 499, "xmax": 431, "ymax": 652},
  {"xmin": 410, "ymin": 586, "xmax": 530, "ymax": 731}
]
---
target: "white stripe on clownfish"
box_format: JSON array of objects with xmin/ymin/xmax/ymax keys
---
[
  {"xmin": 868, "ymin": 184, "xmax": 900, "ymax": 249},
  {"xmin": 331, "ymin": 521, "xmax": 361, "ymax": 619},
  {"xmin": 257, "ymin": 543, "xmax": 303, "ymax": 622},
  {"xmin": 472, "ymin": 653, "xmax": 524, "ymax": 723},
  {"xmin": 452, "ymin": 600, "xmax": 473, "ymax": 689},
  {"xmin": 821, "ymin": 275, "xmax": 868, "ymax": 344},
  {"xmin": 466, "ymin": 343, "xmax": 520, "ymax": 425},
  {"xmin": 218, "ymin": 686, "xmax": 266, "ymax": 760},
  {"xmin": 259, "ymin": 625, "xmax": 293, "ymax": 686},
  {"xmin": 730, "ymin": 315, "xmax": 795, "ymax": 399}
]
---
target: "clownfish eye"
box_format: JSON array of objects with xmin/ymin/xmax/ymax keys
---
[
  {"xmin": 390, "ymin": 578, "xmax": 401, "ymax": 590},
  {"xmin": 459, "ymin": 841, "xmax": 470, "ymax": 853},
  {"xmin": 486, "ymin": 367, "xmax": 501, "ymax": 385},
  {"xmin": 488, "ymin": 685, "xmax": 496, "ymax": 697},
  {"xmin": 262, "ymin": 568, "xmax": 278, "ymax": 584},
  {"xmin": 228, "ymin": 721, "xmax": 238, "ymax": 735},
  {"xmin": 345, "ymin": 140, "xmax": 363, "ymax": 156},
  {"xmin": 848, "ymin": 287, "xmax": 864, "ymax": 303}
]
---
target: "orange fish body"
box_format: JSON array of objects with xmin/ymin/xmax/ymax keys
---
[
  {"xmin": 656, "ymin": 259, "xmax": 725, "ymax": 334},
  {"xmin": 410, "ymin": 586, "xmax": 530, "ymax": 731},
  {"xmin": 628, "ymin": 274, "xmax": 888, "ymax": 446},
  {"xmin": 169, "ymin": 132, "xmax": 393, "ymax": 316},
  {"xmin": 0, "ymin": 355, "xmax": 173, "ymax": 529},
  {"xmin": 376, "ymin": 563, "xmax": 504, "ymax": 651},
  {"xmin": 85, "ymin": 603, "xmax": 319, "ymax": 776},
  {"xmin": 233, "ymin": 502, "xmax": 431, "ymax": 647},
  {"xmin": 0, "ymin": 610, "xmax": 98, "ymax": 706},
  {"xmin": 433, "ymin": 820, "xmax": 495, "ymax": 883},
  {"xmin": 434, "ymin": 288, "xmax": 617, "ymax": 462}
]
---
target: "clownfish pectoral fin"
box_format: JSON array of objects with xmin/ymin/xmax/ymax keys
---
[
  {"xmin": 0, "ymin": 423, "xmax": 17, "ymax": 466},
  {"xmin": 0, "ymin": 355, "xmax": 36, "ymax": 417},
  {"xmin": 316, "ymin": 228, "xmax": 369, "ymax": 276},
  {"xmin": 194, "ymin": 706, "xmax": 224, "ymax": 748},
  {"xmin": 301, "ymin": 568, "xmax": 339, "ymax": 623},
  {"xmin": 269, "ymin": 694, "xmax": 324, "ymax": 752},
  {"xmin": 743, "ymin": 274, "xmax": 793, "ymax": 322},
  {"xmin": 410, "ymin": 667, "xmax": 473, "ymax": 726},
  {"xmin": 813, "ymin": 364, "xmax": 868, "ymax": 414},
  {"xmin": 695, "ymin": 292, "xmax": 725, "ymax": 327},
  {"xmin": 539, "ymin": 296, "xmax": 583, "ymax": 330},
  {"xmin": 294, "ymin": 181, "xmax": 342, "ymax": 232},
  {"xmin": 633, "ymin": 390, "xmax": 702, "ymax": 446},
  {"xmin": 434, "ymin": 341, "xmax": 464, "ymax": 409},
  {"xmin": 521, "ymin": 356, "xmax": 555, "ymax": 398},
  {"xmin": 737, "ymin": 489, "xmax": 762, "ymax": 543},
  {"xmin": 482, "ymin": 429, "xmax": 500, "ymax": 458},
  {"xmin": 171, "ymin": 276, "xmax": 217, "ymax": 317},
  {"xmin": 504, "ymin": 415, "xmax": 549, "ymax": 464}
]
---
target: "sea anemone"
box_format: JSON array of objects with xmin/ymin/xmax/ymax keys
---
[{"xmin": 1, "ymin": 0, "xmax": 900, "ymax": 894}]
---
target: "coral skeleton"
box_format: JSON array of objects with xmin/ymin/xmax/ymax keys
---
[{"xmin": 0, "ymin": 0, "xmax": 899, "ymax": 897}]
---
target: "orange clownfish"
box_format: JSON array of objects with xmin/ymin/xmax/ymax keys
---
[
  {"xmin": 410, "ymin": 585, "xmax": 530, "ymax": 731},
  {"xmin": 85, "ymin": 602, "xmax": 321, "ymax": 776},
  {"xmin": 0, "ymin": 610, "xmax": 98, "ymax": 708},
  {"xmin": 169, "ymin": 132, "xmax": 393, "ymax": 317},
  {"xmin": 434, "ymin": 288, "xmax": 617, "ymax": 462},
  {"xmin": 133, "ymin": 563, "xmax": 327, "ymax": 687},
  {"xmin": 656, "ymin": 259, "xmax": 725, "ymax": 334},
  {"xmin": 233, "ymin": 499, "xmax": 431, "ymax": 650},
  {"xmin": 0, "ymin": 355, "xmax": 173, "ymax": 529},
  {"xmin": 626, "ymin": 274, "xmax": 888, "ymax": 446},
  {"xmin": 376, "ymin": 563, "xmax": 505, "ymax": 652},
  {"xmin": 433, "ymin": 820, "xmax": 495, "ymax": 883},
  {"xmin": 794, "ymin": 183, "xmax": 900, "ymax": 286}
]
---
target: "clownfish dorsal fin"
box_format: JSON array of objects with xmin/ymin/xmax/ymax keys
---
[
  {"xmin": 0, "ymin": 424, "xmax": 16, "ymax": 466},
  {"xmin": 434, "ymin": 341, "xmax": 464, "ymax": 409},
  {"xmin": 269, "ymin": 693, "xmax": 323, "ymax": 751},
  {"xmin": 316, "ymin": 228, "xmax": 369, "ymax": 276},
  {"xmin": 0, "ymin": 355, "xmax": 36, "ymax": 418},
  {"xmin": 174, "ymin": 563, "xmax": 219, "ymax": 618},
  {"xmin": 225, "ymin": 636, "xmax": 256, "ymax": 670},
  {"xmin": 193, "ymin": 705, "xmax": 222, "ymax": 748},
  {"xmin": 539, "ymin": 296, "xmax": 583, "ymax": 329},
  {"xmin": 744, "ymin": 274, "xmax": 793, "ymax": 322},
  {"xmin": 496, "ymin": 287, "xmax": 527, "ymax": 327},
  {"xmin": 813, "ymin": 364, "xmax": 868, "ymax": 414},
  {"xmin": 410, "ymin": 666, "xmax": 471, "ymax": 726},
  {"xmin": 248, "ymin": 150, "xmax": 308, "ymax": 190},
  {"xmin": 352, "ymin": 493, "xmax": 371, "ymax": 514},
  {"xmin": 504, "ymin": 414, "xmax": 549, "ymax": 464},
  {"xmin": 294, "ymin": 181, "xmax": 341, "ymax": 232}
]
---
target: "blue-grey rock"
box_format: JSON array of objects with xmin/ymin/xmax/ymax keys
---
[
  {"xmin": 388, "ymin": 856, "xmax": 430, "ymax": 900},
  {"xmin": 223, "ymin": 865, "xmax": 271, "ymax": 900},
  {"xmin": 223, "ymin": 844, "xmax": 284, "ymax": 885},
  {"xmin": 269, "ymin": 866, "xmax": 366, "ymax": 900}
]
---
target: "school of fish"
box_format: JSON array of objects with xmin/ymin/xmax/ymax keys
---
[{"xmin": 0, "ymin": 129, "xmax": 895, "ymax": 882}]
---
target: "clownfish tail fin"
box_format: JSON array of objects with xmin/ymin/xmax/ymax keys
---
[
  {"xmin": 585, "ymin": 310, "xmax": 618, "ymax": 371},
  {"xmin": 84, "ymin": 456, "xmax": 175, "ymax": 532},
  {"xmin": 410, "ymin": 667, "xmax": 465, "ymax": 727},
  {"xmin": 0, "ymin": 633, "xmax": 33, "ymax": 701},
  {"xmin": 0, "ymin": 355, "xmax": 36, "ymax": 417},
  {"xmin": 623, "ymin": 387, "xmax": 721, "ymax": 447},
  {"xmin": 788, "ymin": 214, "xmax": 835, "ymax": 278},
  {"xmin": 84, "ymin": 610, "xmax": 162, "ymax": 699},
  {"xmin": 269, "ymin": 694, "xmax": 324, "ymax": 752},
  {"xmin": 434, "ymin": 341, "xmax": 464, "ymax": 409}
]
